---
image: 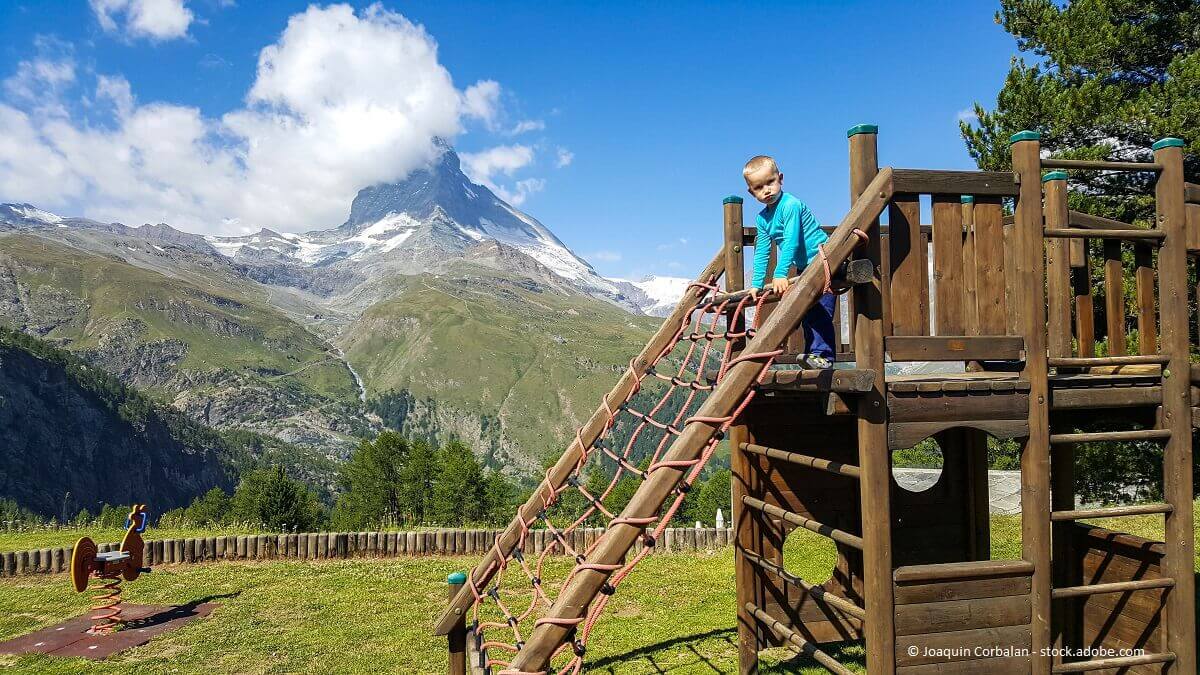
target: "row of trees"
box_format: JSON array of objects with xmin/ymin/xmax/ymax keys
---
[{"xmin": 157, "ymin": 430, "xmax": 732, "ymax": 533}]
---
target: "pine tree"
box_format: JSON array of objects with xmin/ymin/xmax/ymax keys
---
[
  {"xmin": 693, "ymin": 469, "xmax": 731, "ymax": 527},
  {"xmin": 230, "ymin": 466, "xmax": 324, "ymax": 531},
  {"xmin": 481, "ymin": 469, "xmax": 517, "ymax": 525},
  {"xmin": 430, "ymin": 441, "xmax": 486, "ymax": 526},
  {"xmin": 333, "ymin": 432, "xmax": 409, "ymax": 529},
  {"xmin": 184, "ymin": 487, "xmax": 233, "ymax": 526},
  {"xmin": 962, "ymin": 0, "xmax": 1199, "ymax": 221},
  {"xmin": 399, "ymin": 439, "xmax": 440, "ymax": 523}
]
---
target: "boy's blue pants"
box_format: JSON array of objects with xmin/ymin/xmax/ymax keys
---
[{"xmin": 802, "ymin": 293, "xmax": 837, "ymax": 359}]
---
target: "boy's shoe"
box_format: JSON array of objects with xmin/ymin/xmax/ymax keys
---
[{"xmin": 797, "ymin": 354, "xmax": 832, "ymax": 369}]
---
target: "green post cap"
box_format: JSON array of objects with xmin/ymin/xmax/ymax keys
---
[
  {"xmin": 447, "ymin": 572, "xmax": 467, "ymax": 585},
  {"xmin": 1042, "ymin": 171, "xmax": 1068, "ymax": 183},
  {"xmin": 722, "ymin": 195, "xmax": 743, "ymax": 205},
  {"xmin": 847, "ymin": 124, "xmax": 878, "ymax": 138},
  {"xmin": 1009, "ymin": 130, "xmax": 1040, "ymax": 144},
  {"xmin": 1152, "ymin": 137, "xmax": 1185, "ymax": 151},
  {"xmin": 960, "ymin": 196, "xmax": 974, "ymax": 204}
]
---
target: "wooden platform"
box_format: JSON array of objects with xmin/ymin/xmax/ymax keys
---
[{"xmin": 0, "ymin": 603, "xmax": 217, "ymax": 659}]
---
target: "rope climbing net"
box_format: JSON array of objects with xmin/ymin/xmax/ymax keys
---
[{"xmin": 464, "ymin": 272, "xmax": 781, "ymax": 674}]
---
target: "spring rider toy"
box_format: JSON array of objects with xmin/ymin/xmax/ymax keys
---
[{"xmin": 70, "ymin": 504, "xmax": 152, "ymax": 634}]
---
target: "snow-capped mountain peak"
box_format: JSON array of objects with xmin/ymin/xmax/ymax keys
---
[{"xmin": 607, "ymin": 275, "xmax": 692, "ymax": 317}]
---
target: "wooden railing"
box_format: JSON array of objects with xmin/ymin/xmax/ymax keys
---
[{"xmin": 0, "ymin": 526, "xmax": 736, "ymax": 578}]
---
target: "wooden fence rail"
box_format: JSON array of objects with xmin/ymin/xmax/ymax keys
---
[{"xmin": 0, "ymin": 527, "xmax": 735, "ymax": 577}]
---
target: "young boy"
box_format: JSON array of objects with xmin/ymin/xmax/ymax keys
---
[{"xmin": 743, "ymin": 155, "xmax": 836, "ymax": 368}]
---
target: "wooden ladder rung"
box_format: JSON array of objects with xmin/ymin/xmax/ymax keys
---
[
  {"xmin": 741, "ymin": 496, "xmax": 864, "ymax": 550},
  {"xmin": 1043, "ymin": 227, "xmax": 1165, "ymax": 242},
  {"xmin": 1049, "ymin": 429, "xmax": 1171, "ymax": 444},
  {"xmin": 1052, "ymin": 577, "xmax": 1175, "ymax": 599},
  {"xmin": 742, "ymin": 551, "xmax": 866, "ymax": 620},
  {"xmin": 1050, "ymin": 503, "xmax": 1173, "ymax": 521},
  {"xmin": 745, "ymin": 603, "xmax": 856, "ymax": 675},
  {"xmin": 740, "ymin": 443, "xmax": 861, "ymax": 479},
  {"xmin": 1048, "ymin": 355, "xmax": 1170, "ymax": 368},
  {"xmin": 1051, "ymin": 651, "xmax": 1175, "ymax": 673}
]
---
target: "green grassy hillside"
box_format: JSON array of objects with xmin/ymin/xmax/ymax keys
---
[
  {"xmin": 0, "ymin": 234, "xmax": 363, "ymax": 452},
  {"xmin": 345, "ymin": 271, "xmax": 661, "ymax": 469}
]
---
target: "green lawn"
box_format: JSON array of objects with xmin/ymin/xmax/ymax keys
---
[{"xmin": 0, "ymin": 507, "xmax": 1194, "ymax": 674}]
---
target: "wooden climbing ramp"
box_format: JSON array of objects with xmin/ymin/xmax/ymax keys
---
[{"xmin": 436, "ymin": 127, "xmax": 1197, "ymax": 675}]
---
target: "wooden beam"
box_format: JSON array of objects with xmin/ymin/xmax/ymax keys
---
[
  {"xmin": 1050, "ymin": 503, "xmax": 1172, "ymax": 521},
  {"xmin": 742, "ymin": 496, "xmax": 863, "ymax": 549},
  {"xmin": 1051, "ymin": 577, "xmax": 1174, "ymax": 600},
  {"xmin": 726, "ymin": 196, "xmax": 760, "ymax": 675},
  {"xmin": 1041, "ymin": 158, "xmax": 1162, "ymax": 172},
  {"xmin": 1153, "ymin": 139, "xmax": 1196, "ymax": 675},
  {"xmin": 1044, "ymin": 227, "xmax": 1164, "ymax": 242},
  {"xmin": 1067, "ymin": 210, "xmax": 1143, "ymax": 231},
  {"xmin": 1045, "ymin": 179, "xmax": 1073, "ymax": 359},
  {"xmin": 1103, "ymin": 240, "xmax": 1126, "ymax": 355},
  {"xmin": 746, "ymin": 603, "xmax": 856, "ymax": 675},
  {"xmin": 742, "ymin": 551, "xmax": 865, "ymax": 619},
  {"xmin": 885, "ymin": 335, "xmax": 1024, "ymax": 361},
  {"xmin": 1134, "ymin": 245, "xmax": 1157, "ymax": 354},
  {"xmin": 1071, "ymin": 242, "xmax": 1094, "ymax": 355},
  {"xmin": 849, "ymin": 126, "xmax": 893, "ymax": 675},
  {"xmin": 1011, "ymin": 132, "xmax": 1052, "ymax": 675},
  {"xmin": 1049, "ymin": 429, "xmax": 1171, "ymax": 444},
  {"xmin": 1051, "ymin": 652, "xmax": 1175, "ymax": 673},
  {"xmin": 893, "ymin": 559, "xmax": 1034, "ymax": 583},
  {"xmin": 891, "ymin": 168, "xmax": 1019, "ymax": 196},
  {"xmin": 746, "ymin": 367, "xmax": 876, "ymax": 393},
  {"xmin": 740, "ymin": 442, "xmax": 861, "ymax": 478}
]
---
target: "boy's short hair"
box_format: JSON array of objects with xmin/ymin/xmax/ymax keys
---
[{"xmin": 743, "ymin": 155, "xmax": 779, "ymax": 176}]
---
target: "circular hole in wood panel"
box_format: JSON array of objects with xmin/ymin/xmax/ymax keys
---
[{"xmin": 892, "ymin": 438, "xmax": 944, "ymax": 493}]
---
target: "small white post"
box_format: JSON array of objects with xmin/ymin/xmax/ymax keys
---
[{"xmin": 715, "ymin": 509, "xmax": 725, "ymax": 529}]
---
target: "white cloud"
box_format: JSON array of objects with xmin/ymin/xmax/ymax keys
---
[
  {"xmin": 956, "ymin": 107, "xmax": 978, "ymax": 124},
  {"xmin": 0, "ymin": 4, "xmax": 512, "ymax": 234},
  {"xmin": 555, "ymin": 146, "xmax": 573, "ymax": 168},
  {"xmin": 508, "ymin": 119, "xmax": 544, "ymax": 135},
  {"xmin": 3, "ymin": 43, "xmax": 75, "ymax": 118},
  {"xmin": 90, "ymin": 0, "xmax": 195, "ymax": 41},
  {"xmin": 460, "ymin": 144, "xmax": 544, "ymax": 205},
  {"xmin": 462, "ymin": 80, "xmax": 501, "ymax": 130},
  {"xmin": 654, "ymin": 237, "xmax": 688, "ymax": 252},
  {"xmin": 589, "ymin": 250, "xmax": 621, "ymax": 262}
]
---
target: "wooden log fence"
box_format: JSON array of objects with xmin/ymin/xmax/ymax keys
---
[{"xmin": 0, "ymin": 526, "xmax": 736, "ymax": 577}]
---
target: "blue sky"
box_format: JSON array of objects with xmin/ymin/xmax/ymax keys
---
[{"xmin": 0, "ymin": 1, "xmax": 1021, "ymax": 280}]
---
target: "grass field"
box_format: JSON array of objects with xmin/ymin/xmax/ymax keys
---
[{"xmin": 0, "ymin": 508, "xmax": 1193, "ymax": 674}]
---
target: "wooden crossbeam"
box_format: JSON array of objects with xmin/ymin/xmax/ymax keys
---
[{"xmin": 1051, "ymin": 577, "xmax": 1174, "ymax": 599}]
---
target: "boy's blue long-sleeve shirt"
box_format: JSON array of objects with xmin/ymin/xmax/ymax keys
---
[{"xmin": 751, "ymin": 192, "xmax": 827, "ymax": 289}]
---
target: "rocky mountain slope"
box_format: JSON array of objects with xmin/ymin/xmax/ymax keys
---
[
  {"xmin": 0, "ymin": 328, "xmax": 239, "ymax": 518},
  {"xmin": 0, "ymin": 141, "xmax": 663, "ymax": 471}
]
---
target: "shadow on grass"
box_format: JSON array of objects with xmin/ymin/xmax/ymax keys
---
[
  {"xmin": 587, "ymin": 629, "xmax": 866, "ymax": 674},
  {"xmin": 586, "ymin": 627, "xmax": 736, "ymax": 673}
]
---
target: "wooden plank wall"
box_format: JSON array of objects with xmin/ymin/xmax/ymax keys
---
[
  {"xmin": 0, "ymin": 526, "xmax": 738, "ymax": 577},
  {"xmin": 1063, "ymin": 526, "xmax": 1167, "ymax": 661},
  {"xmin": 743, "ymin": 396, "xmax": 981, "ymax": 649},
  {"xmin": 893, "ymin": 562, "xmax": 1034, "ymax": 673}
]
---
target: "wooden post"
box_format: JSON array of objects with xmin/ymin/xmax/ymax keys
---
[
  {"xmin": 447, "ymin": 572, "xmax": 467, "ymax": 675},
  {"xmin": 726, "ymin": 194, "xmax": 760, "ymax": 675},
  {"xmin": 1010, "ymin": 130, "xmax": 1051, "ymax": 675},
  {"xmin": 1072, "ymin": 240, "xmax": 1095, "ymax": 356},
  {"xmin": 1134, "ymin": 244, "xmax": 1156, "ymax": 354},
  {"xmin": 1043, "ymin": 173, "xmax": 1072, "ymax": 359},
  {"xmin": 1102, "ymin": 239, "xmax": 1126, "ymax": 355},
  {"xmin": 961, "ymin": 196, "xmax": 978, "ymax": 336},
  {"xmin": 932, "ymin": 194, "xmax": 964, "ymax": 335},
  {"xmin": 1152, "ymin": 137, "xmax": 1196, "ymax": 675},
  {"xmin": 849, "ymin": 123, "xmax": 895, "ymax": 675}
]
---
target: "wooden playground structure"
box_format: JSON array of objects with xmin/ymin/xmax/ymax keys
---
[{"xmin": 438, "ymin": 127, "xmax": 1197, "ymax": 674}]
